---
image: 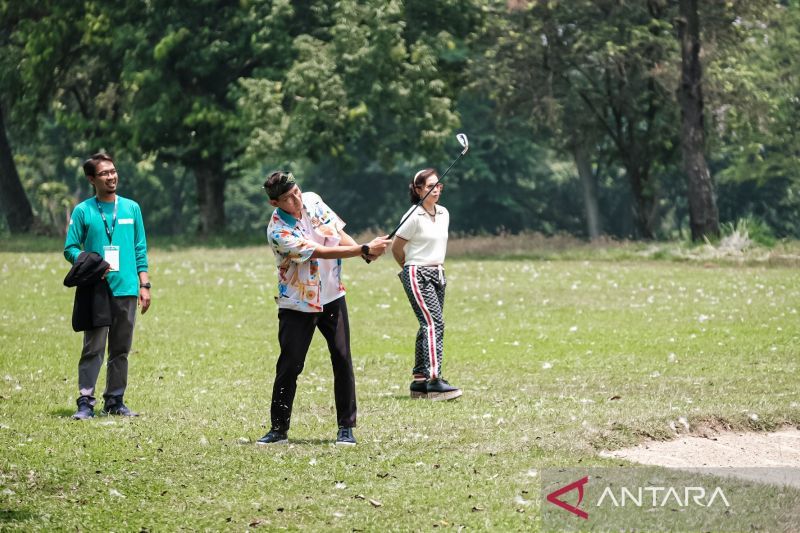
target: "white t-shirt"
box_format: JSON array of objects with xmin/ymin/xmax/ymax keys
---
[{"xmin": 395, "ymin": 204, "xmax": 449, "ymax": 266}]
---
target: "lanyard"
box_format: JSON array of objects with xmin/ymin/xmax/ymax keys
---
[{"xmin": 95, "ymin": 196, "xmax": 118, "ymax": 244}]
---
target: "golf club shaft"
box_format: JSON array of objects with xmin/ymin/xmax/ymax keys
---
[
  {"xmin": 364, "ymin": 149, "xmax": 466, "ymax": 264},
  {"xmin": 387, "ymin": 150, "xmax": 465, "ymax": 239}
]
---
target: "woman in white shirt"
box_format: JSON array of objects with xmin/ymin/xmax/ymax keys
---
[{"xmin": 392, "ymin": 168, "xmax": 462, "ymax": 401}]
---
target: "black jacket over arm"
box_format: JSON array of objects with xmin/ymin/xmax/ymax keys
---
[{"xmin": 63, "ymin": 252, "xmax": 112, "ymax": 332}]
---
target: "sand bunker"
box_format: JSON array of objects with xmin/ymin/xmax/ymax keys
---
[{"xmin": 600, "ymin": 427, "xmax": 800, "ymax": 488}]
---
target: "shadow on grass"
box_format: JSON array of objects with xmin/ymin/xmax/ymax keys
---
[
  {"xmin": 52, "ymin": 407, "xmax": 146, "ymax": 420},
  {"xmin": 390, "ymin": 394, "xmax": 464, "ymax": 402},
  {"xmin": 391, "ymin": 395, "xmax": 419, "ymax": 401},
  {"xmin": 52, "ymin": 408, "xmax": 76, "ymax": 418},
  {"xmin": 0, "ymin": 509, "xmax": 36, "ymax": 523},
  {"xmin": 251, "ymin": 438, "xmax": 332, "ymax": 446},
  {"xmin": 288, "ymin": 438, "xmax": 337, "ymax": 445}
]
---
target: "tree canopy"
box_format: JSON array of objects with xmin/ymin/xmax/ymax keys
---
[{"xmin": 1, "ymin": 0, "xmax": 798, "ymax": 240}]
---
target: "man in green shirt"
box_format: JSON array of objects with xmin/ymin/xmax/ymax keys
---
[{"xmin": 64, "ymin": 152, "xmax": 151, "ymax": 419}]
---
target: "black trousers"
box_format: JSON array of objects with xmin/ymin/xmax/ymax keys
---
[
  {"xmin": 270, "ymin": 296, "xmax": 357, "ymax": 432},
  {"xmin": 78, "ymin": 296, "xmax": 137, "ymax": 404}
]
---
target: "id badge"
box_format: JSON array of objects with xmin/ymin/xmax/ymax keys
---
[{"xmin": 103, "ymin": 245, "xmax": 120, "ymax": 272}]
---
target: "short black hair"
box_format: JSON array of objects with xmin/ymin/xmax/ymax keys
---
[
  {"xmin": 263, "ymin": 170, "xmax": 296, "ymax": 200},
  {"xmin": 83, "ymin": 152, "xmax": 115, "ymax": 178}
]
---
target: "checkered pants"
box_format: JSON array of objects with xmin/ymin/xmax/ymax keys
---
[{"xmin": 399, "ymin": 265, "xmax": 446, "ymax": 379}]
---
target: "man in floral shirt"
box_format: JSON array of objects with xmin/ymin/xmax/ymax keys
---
[{"xmin": 257, "ymin": 171, "xmax": 391, "ymax": 446}]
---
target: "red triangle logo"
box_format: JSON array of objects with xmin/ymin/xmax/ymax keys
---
[{"xmin": 546, "ymin": 475, "xmax": 589, "ymax": 519}]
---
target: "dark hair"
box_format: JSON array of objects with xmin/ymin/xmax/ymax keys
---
[
  {"xmin": 82, "ymin": 152, "xmax": 115, "ymax": 178},
  {"xmin": 263, "ymin": 170, "xmax": 297, "ymax": 200},
  {"xmin": 408, "ymin": 168, "xmax": 439, "ymax": 203}
]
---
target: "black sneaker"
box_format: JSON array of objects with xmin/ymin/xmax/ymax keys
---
[
  {"xmin": 101, "ymin": 397, "xmax": 139, "ymax": 417},
  {"xmin": 426, "ymin": 378, "xmax": 462, "ymax": 401},
  {"xmin": 256, "ymin": 430, "xmax": 288, "ymax": 445},
  {"xmin": 410, "ymin": 380, "xmax": 428, "ymax": 399},
  {"xmin": 72, "ymin": 397, "xmax": 94, "ymax": 420},
  {"xmin": 335, "ymin": 427, "xmax": 356, "ymax": 447}
]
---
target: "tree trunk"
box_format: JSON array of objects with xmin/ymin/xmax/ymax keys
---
[
  {"xmin": 677, "ymin": 0, "xmax": 719, "ymax": 241},
  {"xmin": 0, "ymin": 105, "xmax": 34, "ymax": 233},
  {"xmin": 626, "ymin": 162, "xmax": 656, "ymax": 240},
  {"xmin": 193, "ymin": 163, "xmax": 227, "ymax": 235},
  {"xmin": 572, "ymin": 144, "xmax": 601, "ymax": 240}
]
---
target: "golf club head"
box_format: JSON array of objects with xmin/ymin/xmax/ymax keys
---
[{"xmin": 456, "ymin": 133, "xmax": 469, "ymax": 155}]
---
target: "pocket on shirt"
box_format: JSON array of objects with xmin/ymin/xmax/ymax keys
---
[{"xmin": 298, "ymin": 282, "xmax": 321, "ymax": 307}]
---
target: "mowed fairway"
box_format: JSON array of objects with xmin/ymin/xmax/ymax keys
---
[{"xmin": 1, "ymin": 247, "xmax": 799, "ymax": 530}]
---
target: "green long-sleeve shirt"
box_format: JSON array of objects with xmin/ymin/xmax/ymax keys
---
[{"xmin": 64, "ymin": 195, "xmax": 148, "ymax": 297}]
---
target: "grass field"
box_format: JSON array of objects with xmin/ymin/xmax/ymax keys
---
[{"xmin": 1, "ymin": 243, "xmax": 799, "ymax": 530}]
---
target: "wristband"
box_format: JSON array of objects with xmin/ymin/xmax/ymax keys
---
[
  {"xmin": 140, "ymin": 282, "xmax": 152, "ymax": 289},
  {"xmin": 361, "ymin": 244, "xmax": 370, "ymax": 256}
]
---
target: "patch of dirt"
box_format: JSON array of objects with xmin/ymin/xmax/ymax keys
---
[{"xmin": 600, "ymin": 427, "xmax": 800, "ymax": 488}]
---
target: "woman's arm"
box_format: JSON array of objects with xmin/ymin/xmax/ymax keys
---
[{"xmin": 391, "ymin": 236, "xmax": 408, "ymax": 267}]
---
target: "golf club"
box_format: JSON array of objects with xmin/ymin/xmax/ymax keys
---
[{"xmin": 364, "ymin": 133, "xmax": 469, "ymax": 263}]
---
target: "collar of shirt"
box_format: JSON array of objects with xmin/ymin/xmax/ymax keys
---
[{"xmin": 276, "ymin": 207, "xmax": 300, "ymax": 225}]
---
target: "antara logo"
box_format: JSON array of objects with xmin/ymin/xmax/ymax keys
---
[
  {"xmin": 545, "ymin": 474, "xmax": 732, "ymax": 520},
  {"xmin": 546, "ymin": 476, "xmax": 589, "ymax": 519}
]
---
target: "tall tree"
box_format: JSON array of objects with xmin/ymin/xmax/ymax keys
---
[
  {"xmin": 239, "ymin": 0, "xmax": 470, "ymax": 227},
  {"xmin": 0, "ymin": 2, "xmax": 81, "ymax": 232},
  {"xmin": 77, "ymin": 0, "xmax": 297, "ymax": 235},
  {"xmin": 474, "ymin": 0, "xmax": 680, "ymax": 239},
  {"xmin": 0, "ymin": 105, "xmax": 34, "ymax": 232},
  {"xmin": 0, "ymin": 1, "xmax": 119, "ymax": 233},
  {"xmin": 571, "ymin": 142, "xmax": 602, "ymax": 239},
  {"xmin": 705, "ymin": 1, "xmax": 799, "ymax": 236},
  {"xmin": 676, "ymin": 0, "xmax": 719, "ymax": 240}
]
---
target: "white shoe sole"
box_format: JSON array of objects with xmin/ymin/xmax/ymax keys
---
[{"xmin": 428, "ymin": 389, "xmax": 463, "ymax": 401}]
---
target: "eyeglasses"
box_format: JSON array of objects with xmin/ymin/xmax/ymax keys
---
[{"xmin": 96, "ymin": 169, "xmax": 118, "ymax": 178}]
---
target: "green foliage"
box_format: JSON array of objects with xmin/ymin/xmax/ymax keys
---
[
  {"xmin": 709, "ymin": 2, "xmax": 800, "ymax": 237},
  {"xmin": 238, "ymin": 0, "xmax": 480, "ymax": 233},
  {"xmin": 0, "ymin": 2, "xmax": 86, "ymax": 131},
  {"xmin": 442, "ymin": 96, "xmax": 585, "ymax": 235},
  {"xmin": 241, "ymin": 0, "xmax": 466, "ymax": 168},
  {"xmin": 2, "ymin": 0, "xmax": 799, "ymax": 239},
  {"xmin": 472, "ymin": 0, "xmax": 682, "ymax": 238}
]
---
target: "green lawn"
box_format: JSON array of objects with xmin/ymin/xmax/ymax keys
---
[{"xmin": 1, "ymin": 246, "xmax": 798, "ymax": 530}]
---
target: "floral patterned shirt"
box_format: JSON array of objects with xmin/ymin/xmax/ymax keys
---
[{"xmin": 266, "ymin": 192, "xmax": 346, "ymax": 312}]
